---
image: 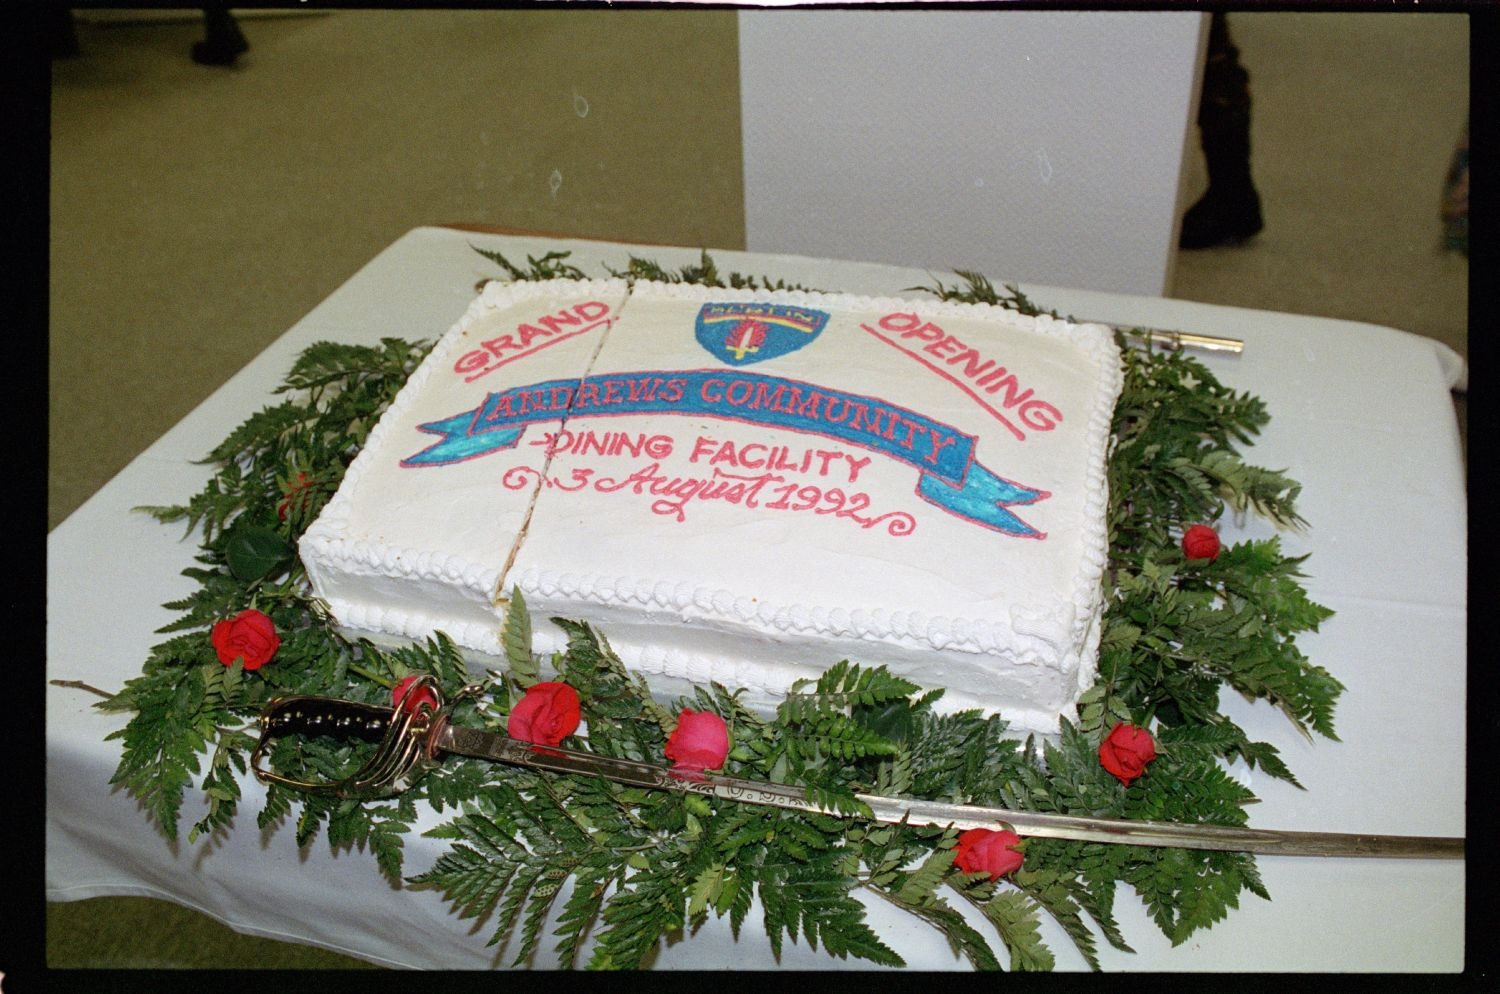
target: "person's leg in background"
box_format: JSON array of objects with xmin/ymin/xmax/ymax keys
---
[
  {"xmin": 1440, "ymin": 118, "xmax": 1468, "ymax": 256},
  {"xmin": 1180, "ymin": 13, "xmax": 1264, "ymax": 250}
]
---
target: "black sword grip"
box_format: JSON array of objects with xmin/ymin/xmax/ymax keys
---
[
  {"xmin": 253, "ymin": 682, "xmax": 452, "ymax": 798},
  {"xmin": 258, "ymin": 696, "xmax": 395, "ymax": 745}
]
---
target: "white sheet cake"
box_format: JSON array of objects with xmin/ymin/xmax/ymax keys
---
[{"xmin": 300, "ymin": 278, "xmax": 1124, "ymax": 733}]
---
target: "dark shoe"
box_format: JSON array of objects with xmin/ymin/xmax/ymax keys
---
[
  {"xmin": 191, "ymin": 10, "xmax": 250, "ymax": 67},
  {"xmin": 1179, "ymin": 186, "xmax": 1263, "ymax": 249}
]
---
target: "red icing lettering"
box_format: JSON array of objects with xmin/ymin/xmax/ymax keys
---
[
  {"xmin": 752, "ymin": 380, "xmax": 791, "ymax": 412},
  {"xmin": 517, "ymin": 387, "xmax": 551, "ymax": 415},
  {"xmin": 538, "ymin": 429, "xmax": 674, "ymax": 460},
  {"xmin": 924, "ymin": 430, "xmax": 959, "ymax": 466},
  {"xmin": 1018, "ymin": 401, "xmax": 1062, "ymax": 431},
  {"xmin": 725, "ymin": 379, "xmax": 755, "ymax": 406},
  {"xmin": 879, "ymin": 313, "xmax": 944, "ymax": 344},
  {"xmin": 536, "ymin": 310, "xmax": 585, "ymax": 335},
  {"xmin": 975, "ymin": 367, "xmax": 1032, "ymax": 407},
  {"xmin": 690, "ymin": 435, "xmax": 718, "ymax": 463},
  {"xmin": 452, "ymin": 350, "xmax": 491, "ymax": 376},
  {"xmin": 923, "ymin": 335, "xmax": 964, "ymax": 360},
  {"xmin": 708, "ymin": 441, "xmax": 739, "ymax": 468},
  {"xmin": 454, "ymin": 301, "xmax": 614, "ymax": 382},
  {"xmin": 584, "ymin": 460, "xmax": 914, "ymax": 534},
  {"xmin": 686, "ymin": 435, "xmax": 872, "ymax": 484},
  {"xmin": 793, "ymin": 389, "xmax": 824, "ymax": 420},
  {"xmin": 515, "ymin": 324, "xmax": 550, "ymax": 348},
  {"xmin": 947, "ymin": 348, "xmax": 994, "ymax": 380},
  {"xmin": 861, "ymin": 314, "xmax": 1067, "ymax": 441}
]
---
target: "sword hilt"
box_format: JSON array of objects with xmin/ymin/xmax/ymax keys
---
[{"xmin": 251, "ymin": 676, "xmax": 455, "ymax": 800}]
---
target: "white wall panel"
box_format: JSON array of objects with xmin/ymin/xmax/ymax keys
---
[{"xmin": 739, "ymin": 10, "xmax": 1206, "ymax": 296}]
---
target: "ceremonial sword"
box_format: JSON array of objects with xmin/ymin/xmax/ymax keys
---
[
  {"xmin": 1099, "ymin": 323, "xmax": 1244, "ymax": 355},
  {"xmin": 251, "ymin": 678, "xmax": 1462, "ymax": 860}
]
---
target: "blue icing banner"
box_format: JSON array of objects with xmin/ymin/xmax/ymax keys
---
[
  {"xmin": 695, "ymin": 302, "xmax": 829, "ymax": 366},
  {"xmin": 402, "ymin": 369, "xmax": 1048, "ymax": 537}
]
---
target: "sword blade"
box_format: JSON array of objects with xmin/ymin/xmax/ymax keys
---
[{"xmin": 434, "ymin": 723, "xmax": 1463, "ymax": 860}]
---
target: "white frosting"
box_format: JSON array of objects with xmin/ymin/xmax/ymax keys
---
[{"xmin": 301, "ymin": 279, "xmax": 1123, "ymax": 733}]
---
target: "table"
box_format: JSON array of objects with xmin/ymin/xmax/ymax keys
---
[{"xmin": 46, "ymin": 227, "xmax": 1467, "ymax": 971}]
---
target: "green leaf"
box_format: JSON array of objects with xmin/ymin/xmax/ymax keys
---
[
  {"xmin": 882, "ymin": 886, "xmax": 1001, "ymax": 970},
  {"xmin": 688, "ymin": 863, "xmax": 725, "ymax": 919},
  {"xmin": 552, "ymin": 862, "xmax": 614, "ymax": 968},
  {"xmin": 757, "ymin": 857, "xmax": 903, "ymax": 966},
  {"xmin": 588, "ymin": 865, "xmax": 686, "ymax": 970},
  {"xmin": 896, "ymin": 843, "xmax": 957, "ymax": 904},
  {"xmin": 471, "ymin": 244, "xmax": 586, "ymax": 282},
  {"xmin": 222, "ymin": 523, "xmax": 294, "ymax": 582},
  {"xmin": 982, "ymin": 890, "xmax": 1057, "ymax": 972},
  {"xmin": 502, "ymin": 588, "xmax": 538, "ymax": 687}
]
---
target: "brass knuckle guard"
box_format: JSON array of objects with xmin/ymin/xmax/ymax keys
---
[{"xmin": 251, "ymin": 675, "xmax": 450, "ymax": 800}]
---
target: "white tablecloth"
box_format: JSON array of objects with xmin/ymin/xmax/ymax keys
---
[{"xmin": 46, "ymin": 227, "xmax": 1467, "ymax": 971}]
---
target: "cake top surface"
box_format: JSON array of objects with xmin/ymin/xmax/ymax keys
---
[{"xmin": 306, "ymin": 278, "xmax": 1123, "ymax": 663}]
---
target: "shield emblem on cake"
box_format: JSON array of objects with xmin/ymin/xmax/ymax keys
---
[{"xmin": 695, "ymin": 302, "xmax": 829, "ymax": 366}]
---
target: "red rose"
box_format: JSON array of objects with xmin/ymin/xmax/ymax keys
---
[
  {"xmin": 507, "ymin": 681, "xmax": 581, "ymax": 746},
  {"xmin": 277, "ymin": 472, "xmax": 315, "ymax": 521},
  {"xmin": 209, "ymin": 609, "xmax": 279, "ymax": 671},
  {"xmin": 1099, "ymin": 722, "xmax": 1157, "ymax": 785},
  {"xmin": 664, "ymin": 709, "xmax": 730, "ymax": 771},
  {"xmin": 392, "ymin": 675, "xmax": 439, "ymax": 714},
  {"xmin": 1181, "ymin": 524, "xmax": 1221, "ymax": 561},
  {"xmin": 953, "ymin": 828, "xmax": 1024, "ymax": 880}
]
